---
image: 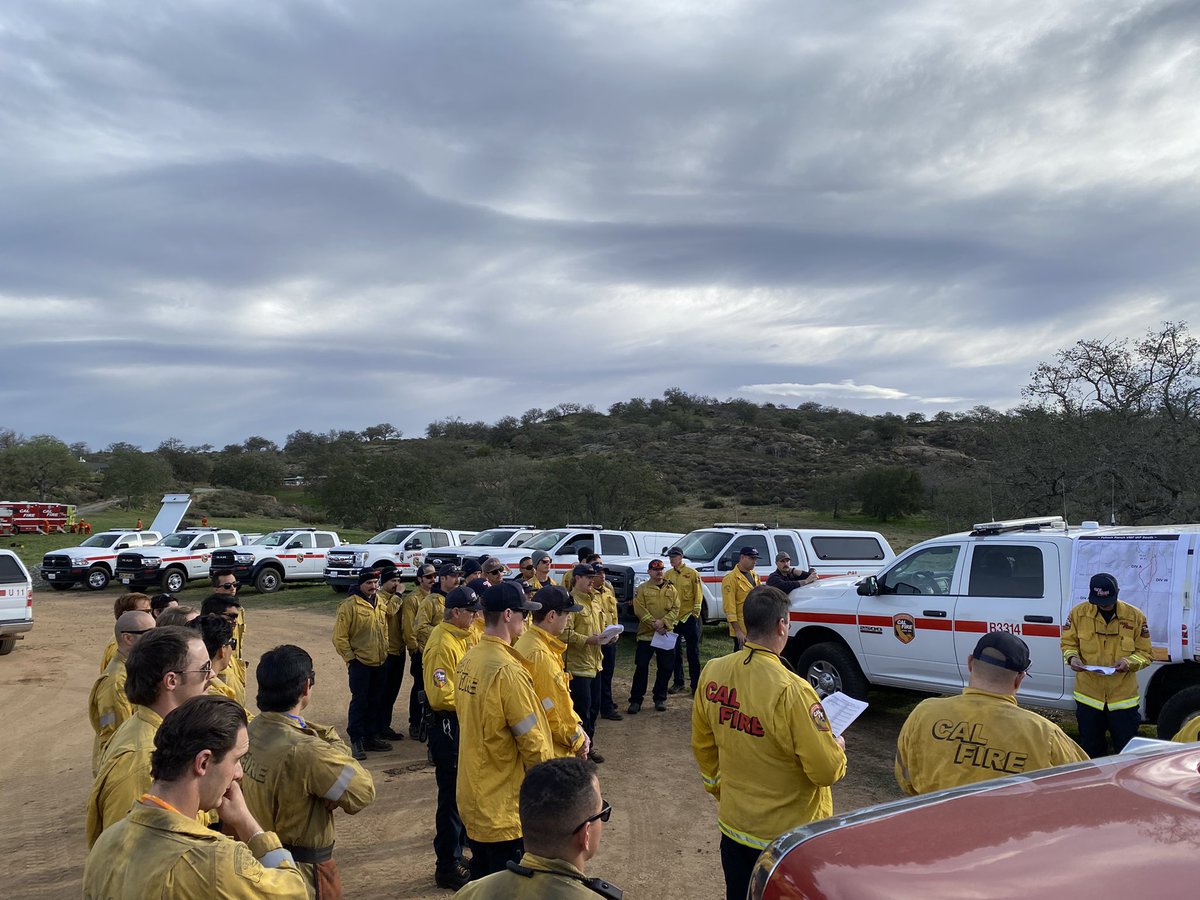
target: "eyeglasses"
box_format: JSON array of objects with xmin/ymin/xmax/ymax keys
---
[
  {"xmin": 175, "ymin": 661, "xmax": 214, "ymax": 679},
  {"xmin": 519, "ymin": 565, "xmax": 534, "ymax": 572},
  {"xmin": 225, "ymin": 638, "xmax": 238, "ymax": 650},
  {"xmin": 573, "ymin": 799, "xmax": 612, "ymax": 833},
  {"xmin": 487, "ymin": 567, "xmax": 505, "ymax": 575},
  {"xmin": 216, "ymin": 582, "xmax": 238, "ymax": 590},
  {"xmin": 420, "ymin": 573, "xmax": 436, "ymax": 580}
]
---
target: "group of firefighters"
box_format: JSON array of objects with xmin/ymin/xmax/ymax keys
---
[{"xmin": 80, "ymin": 549, "xmax": 1200, "ymax": 900}]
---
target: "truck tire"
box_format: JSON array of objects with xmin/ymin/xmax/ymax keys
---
[
  {"xmin": 1156, "ymin": 684, "xmax": 1200, "ymax": 740},
  {"xmin": 795, "ymin": 641, "xmax": 869, "ymax": 701},
  {"xmin": 254, "ymin": 566, "xmax": 283, "ymax": 594},
  {"xmin": 161, "ymin": 567, "xmax": 186, "ymax": 594},
  {"xmin": 0, "ymin": 637, "xmax": 16, "ymax": 655},
  {"xmin": 86, "ymin": 565, "xmax": 110, "ymax": 591},
  {"xmin": 700, "ymin": 599, "xmax": 710, "ymax": 625}
]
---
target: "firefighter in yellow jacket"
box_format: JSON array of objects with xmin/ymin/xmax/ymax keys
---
[
  {"xmin": 896, "ymin": 631, "xmax": 1088, "ymax": 795},
  {"xmin": 332, "ymin": 568, "xmax": 392, "ymax": 760},
  {"xmin": 721, "ymin": 546, "xmax": 761, "ymax": 649},
  {"xmin": 1172, "ymin": 715, "xmax": 1200, "ymax": 743},
  {"xmin": 402, "ymin": 563, "xmax": 437, "ymax": 739},
  {"xmin": 89, "ymin": 609, "xmax": 154, "ymax": 774},
  {"xmin": 84, "ymin": 696, "xmax": 307, "ymax": 899},
  {"xmin": 242, "ymin": 645, "xmax": 375, "ymax": 899},
  {"xmin": 99, "ymin": 592, "xmax": 152, "ymax": 671},
  {"xmin": 415, "ymin": 563, "xmax": 463, "ymax": 649},
  {"xmin": 628, "ymin": 560, "xmax": 679, "ymax": 714},
  {"xmin": 422, "ymin": 585, "xmax": 483, "ymax": 890},
  {"xmin": 456, "ymin": 581, "xmax": 554, "ymax": 879},
  {"xmin": 515, "ymin": 586, "xmax": 590, "ymax": 759},
  {"xmin": 562, "ymin": 565, "xmax": 608, "ymax": 761},
  {"xmin": 86, "ymin": 627, "xmax": 212, "ymax": 847},
  {"xmin": 1062, "ymin": 572, "xmax": 1153, "ymax": 757},
  {"xmin": 666, "ymin": 546, "xmax": 705, "ymax": 696},
  {"xmin": 375, "ymin": 567, "xmax": 409, "ymax": 742},
  {"xmin": 692, "ymin": 586, "xmax": 846, "ymax": 900}
]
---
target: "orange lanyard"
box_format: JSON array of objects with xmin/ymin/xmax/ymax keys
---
[{"xmin": 140, "ymin": 793, "xmax": 184, "ymax": 817}]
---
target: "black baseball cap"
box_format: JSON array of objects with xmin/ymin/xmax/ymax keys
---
[
  {"xmin": 1088, "ymin": 573, "xmax": 1119, "ymax": 605},
  {"xmin": 357, "ymin": 568, "xmax": 379, "ymax": 585},
  {"xmin": 972, "ymin": 631, "xmax": 1031, "ymax": 674},
  {"xmin": 438, "ymin": 563, "xmax": 463, "ymax": 578},
  {"xmin": 150, "ymin": 593, "xmax": 176, "ymax": 612},
  {"xmin": 483, "ymin": 581, "xmax": 542, "ymax": 613},
  {"xmin": 738, "ymin": 547, "xmax": 761, "ymax": 559},
  {"xmin": 667, "ymin": 547, "xmax": 684, "ymax": 557},
  {"xmin": 572, "ymin": 563, "xmax": 598, "ymax": 577},
  {"xmin": 445, "ymin": 585, "xmax": 483, "ymax": 611},
  {"xmin": 378, "ymin": 567, "xmax": 401, "ymax": 583},
  {"xmin": 534, "ymin": 585, "xmax": 583, "ymax": 614}
]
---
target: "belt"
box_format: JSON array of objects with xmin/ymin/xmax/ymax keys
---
[{"xmin": 282, "ymin": 842, "xmax": 335, "ymax": 864}]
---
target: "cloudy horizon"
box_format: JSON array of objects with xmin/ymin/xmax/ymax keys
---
[{"xmin": 3, "ymin": 0, "xmax": 1199, "ymax": 449}]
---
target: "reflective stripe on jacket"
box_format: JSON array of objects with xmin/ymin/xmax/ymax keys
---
[
  {"xmin": 514, "ymin": 625, "xmax": 587, "ymax": 757},
  {"xmin": 1061, "ymin": 600, "xmax": 1152, "ymax": 709},
  {"xmin": 894, "ymin": 688, "xmax": 1089, "ymax": 795},
  {"xmin": 455, "ymin": 636, "xmax": 554, "ymax": 842},
  {"xmin": 691, "ymin": 642, "xmax": 846, "ymax": 849}
]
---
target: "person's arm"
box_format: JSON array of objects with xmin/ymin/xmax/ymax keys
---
[
  {"xmin": 690, "ymin": 681, "xmax": 721, "ymax": 799},
  {"xmin": 894, "ymin": 719, "xmax": 918, "ymax": 796},
  {"xmin": 529, "ymin": 652, "xmax": 587, "ymax": 754},
  {"xmin": 414, "ymin": 599, "xmax": 437, "ymax": 649},
  {"xmin": 634, "ymin": 585, "xmax": 653, "ymax": 631},
  {"xmin": 331, "ymin": 604, "xmax": 354, "ymax": 663},
  {"xmin": 663, "ymin": 583, "xmax": 679, "ymax": 631},
  {"xmin": 306, "ymin": 740, "xmax": 376, "ymax": 815},
  {"xmin": 1061, "ymin": 607, "xmax": 1084, "ymax": 670},
  {"xmin": 788, "ymin": 686, "xmax": 848, "ymax": 788},
  {"xmin": 501, "ymin": 668, "xmax": 554, "ymax": 770},
  {"xmin": 401, "ymin": 596, "xmax": 421, "ymax": 653},
  {"xmin": 211, "ymin": 781, "xmax": 308, "ymax": 897},
  {"xmin": 422, "ymin": 637, "xmax": 457, "ymax": 712},
  {"xmin": 1124, "ymin": 609, "xmax": 1153, "ymax": 672},
  {"xmin": 1048, "ymin": 728, "xmax": 1090, "ymax": 767},
  {"xmin": 691, "ymin": 571, "xmax": 704, "ymax": 619},
  {"xmin": 722, "ymin": 576, "xmax": 743, "ymax": 640}
]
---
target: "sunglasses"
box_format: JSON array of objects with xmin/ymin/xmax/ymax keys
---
[
  {"xmin": 487, "ymin": 567, "xmax": 505, "ymax": 575},
  {"xmin": 519, "ymin": 565, "xmax": 534, "ymax": 572},
  {"xmin": 175, "ymin": 661, "xmax": 214, "ymax": 679},
  {"xmin": 216, "ymin": 582, "xmax": 238, "ymax": 590},
  {"xmin": 420, "ymin": 573, "xmax": 436, "ymax": 580},
  {"xmin": 648, "ymin": 566, "xmax": 664, "ymax": 571},
  {"xmin": 573, "ymin": 799, "xmax": 613, "ymax": 833}
]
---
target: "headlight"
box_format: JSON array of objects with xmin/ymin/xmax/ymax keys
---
[
  {"xmin": 234, "ymin": 553, "xmax": 255, "ymax": 564},
  {"xmin": 356, "ymin": 552, "xmax": 369, "ymax": 565},
  {"xmin": 633, "ymin": 573, "xmax": 650, "ymax": 588},
  {"xmin": 142, "ymin": 557, "xmax": 162, "ymax": 568},
  {"xmin": 71, "ymin": 557, "xmax": 88, "ymax": 567}
]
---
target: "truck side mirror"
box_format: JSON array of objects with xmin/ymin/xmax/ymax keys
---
[
  {"xmin": 857, "ymin": 575, "xmax": 879, "ymax": 596},
  {"xmin": 405, "ymin": 539, "xmax": 422, "ymax": 550},
  {"xmin": 717, "ymin": 555, "xmax": 734, "ymax": 572},
  {"xmin": 287, "ymin": 541, "xmax": 302, "ymax": 549},
  {"xmin": 116, "ymin": 543, "xmax": 129, "ymax": 550},
  {"xmin": 661, "ymin": 546, "xmax": 668, "ymax": 555}
]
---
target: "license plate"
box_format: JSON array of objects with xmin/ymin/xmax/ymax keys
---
[
  {"xmin": 46, "ymin": 573, "xmax": 59, "ymax": 579},
  {"xmin": 121, "ymin": 577, "xmax": 131, "ymax": 584}
]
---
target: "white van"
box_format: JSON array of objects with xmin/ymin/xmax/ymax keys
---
[{"xmin": 0, "ymin": 550, "xmax": 33, "ymax": 655}]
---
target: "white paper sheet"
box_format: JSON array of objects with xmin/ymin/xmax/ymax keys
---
[
  {"xmin": 819, "ymin": 691, "xmax": 868, "ymax": 737},
  {"xmin": 1081, "ymin": 665, "xmax": 1118, "ymax": 675},
  {"xmin": 600, "ymin": 624, "xmax": 624, "ymax": 644},
  {"xmin": 650, "ymin": 631, "xmax": 678, "ymax": 650}
]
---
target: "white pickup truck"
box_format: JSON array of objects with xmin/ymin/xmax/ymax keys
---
[
  {"xmin": 482, "ymin": 525, "xmax": 684, "ymax": 579},
  {"xmin": 422, "ymin": 525, "xmax": 541, "ymax": 571},
  {"xmin": 37, "ymin": 493, "xmax": 192, "ymax": 591},
  {"xmin": 323, "ymin": 524, "xmax": 477, "ymax": 590},
  {"xmin": 784, "ymin": 516, "xmax": 1200, "ymax": 734},
  {"xmin": 606, "ymin": 523, "xmax": 894, "ymax": 619},
  {"xmin": 0, "ymin": 550, "xmax": 33, "ymax": 656},
  {"xmin": 115, "ymin": 528, "xmax": 245, "ymax": 594},
  {"xmin": 210, "ymin": 529, "xmax": 341, "ymax": 593}
]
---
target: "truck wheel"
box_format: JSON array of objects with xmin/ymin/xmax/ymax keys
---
[
  {"xmin": 1156, "ymin": 684, "xmax": 1200, "ymax": 740},
  {"xmin": 254, "ymin": 567, "xmax": 282, "ymax": 594},
  {"xmin": 796, "ymin": 642, "xmax": 869, "ymax": 700},
  {"xmin": 86, "ymin": 566, "xmax": 111, "ymax": 591},
  {"xmin": 162, "ymin": 568, "xmax": 186, "ymax": 594},
  {"xmin": 0, "ymin": 637, "xmax": 16, "ymax": 656},
  {"xmin": 700, "ymin": 599, "xmax": 710, "ymax": 625}
]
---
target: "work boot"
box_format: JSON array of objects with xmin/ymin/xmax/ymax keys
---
[
  {"xmin": 654, "ymin": 700, "xmax": 667, "ymax": 712},
  {"xmin": 408, "ymin": 726, "xmax": 422, "ymax": 742},
  {"xmin": 351, "ymin": 741, "xmax": 367, "ymax": 761},
  {"xmin": 434, "ymin": 865, "xmax": 469, "ymax": 890},
  {"xmin": 601, "ymin": 709, "xmax": 624, "ymax": 721},
  {"xmin": 363, "ymin": 737, "xmax": 393, "ymax": 752},
  {"xmin": 588, "ymin": 749, "xmax": 605, "ymax": 764},
  {"xmin": 381, "ymin": 727, "xmax": 406, "ymax": 741},
  {"xmin": 626, "ymin": 702, "xmax": 640, "ymax": 715},
  {"xmin": 668, "ymin": 683, "xmax": 684, "ymax": 694}
]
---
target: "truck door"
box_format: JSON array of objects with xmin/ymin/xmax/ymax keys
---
[
  {"xmin": 286, "ymin": 532, "xmax": 315, "ymax": 576},
  {"xmin": 950, "ymin": 541, "xmax": 1065, "ymax": 702},
  {"xmin": 312, "ymin": 533, "xmax": 335, "ymax": 575},
  {"xmin": 857, "ymin": 543, "xmax": 964, "ymax": 688},
  {"xmin": 191, "ymin": 534, "xmax": 217, "ymax": 575}
]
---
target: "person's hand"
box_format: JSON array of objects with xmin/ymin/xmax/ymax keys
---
[
  {"xmin": 835, "ymin": 735, "xmax": 846, "ymax": 750},
  {"xmin": 1114, "ymin": 658, "xmax": 1131, "ymax": 673},
  {"xmin": 215, "ymin": 780, "xmax": 264, "ymax": 843},
  {"xmin": 1068, "ymin": 657, "xmax": 1086, "ymax": 672},
  {"xmin": 586, "ymin": 633, "xmax": 602, "ymax": 646},
  {"xmin": 577, "ymin": 734, "xmax": 592, "ymax": 759},
  {"xmin": 323, "ymin": 798, "xmax": 339, "ymax": 812}
]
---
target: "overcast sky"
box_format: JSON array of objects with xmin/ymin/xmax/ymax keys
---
[{"xmin": 3, "ymin": 0, "xmax": 1199, "ymax": 449}]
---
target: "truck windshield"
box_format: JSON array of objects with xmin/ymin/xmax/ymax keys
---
[
  {"xmin": 256, "ymin": 531, "xmax": 296, "ymax": 547},
  {"xmin": 79, "ymin": 534, "xmax": 119, "ymax": 548},
  {"xmin": 158, "ymin": 533, "xmax": 198, "ymax": 548},
  {"xmin": 522, "ymin": 530, "xmax": 571, "ymax": 552},
  {"xmin": 673, "ymin": 530, "xmax": 734, "ymax": 563},
  {"xmin": 367, "ymin": 529, "xmax": 414, "ymax": 545},
  {"xmin": 465, "ymin": 529, "xmax": 517, "ymax": 546}
]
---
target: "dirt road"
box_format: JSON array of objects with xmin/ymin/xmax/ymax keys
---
[{"xmin": 3, "ymin": 592, "xmax": 910, "ymax": 898}]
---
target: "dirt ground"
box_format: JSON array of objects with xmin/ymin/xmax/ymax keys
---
[{"xmin": 3, "ymin": 591, "xmax": 912, "ymax": 899}]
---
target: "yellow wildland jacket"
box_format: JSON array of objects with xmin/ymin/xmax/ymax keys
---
[
  {"xmin": 455, "ymin": 636, "xmax": 553, "ymax": 841},
  {"xmin": 594, "ymin": 579, "xmax": 618, "ymax": 629},
  {"xmin": 378, "ymin": 587, "xmax": 404, "ymax": 656},
  {"xmin": 666, "ymin": 563, "xmax": 704, "ymax": 622},
  {"xmin": 423, "ymin": 622, "xmax": 473, "ymax": 713},
  {"xmin": 84, "ymin": 802, "xmax": 307, "ymax": 899},
  {"xmin": 454, "ymin": 853, "xmax": 603, "ymax": 899},
  {"xmin": 86, "ymin": 705, "xmax": 162, "ymax": 848},
  {"xmin": 562, "ymin": 589, "xmax": 603, "ymax": 676},
  {"xmin": 220, "ymin": 655, "xmax": 248, "ymax": 707},
  {"xmin": 514, "ymin": 625, "xmax": 587, "ymax": 758},
  {"xmin": 722, "ymin": 568, "xmax": 760, "ymax": 636},
  {"xmin": 1061, "ymin": 600, "xmax": 1152, "ymax": 710},
  {"xmin": 89, "ymin": 655, "xmax": 132, "ymax": 776},
  {"xmin": 241, "ymin": 712, "xmax": 375, "ymax": 890},
  {"xmin": 895, "ymin": 688, "xmax": 1089, "ymax": 795},
  {"xmin": 633, "ymin": 580, "xmax": 680, "ymax": 641},
  {"xmin": 401, "ymin": 585, "xmax": 429, "ymax": 653},
  {"xmin": 100, "ymin": 639, "xmax": 118, "ymax": 673},
  {"xmin": 1173, "ymin": 717, "xmax": 1200, "ymax": 743},
  {"xmin": 332, "ymin": 591, "xmax": 389, "ymax": 667},
  {"xmin": 414, "ymin": 591, "xmax": 447, "ymax": 650},
  {"xmin": 691, "ymin": 642, "xmax": 846, "ymax": 850},
  {"xmin": 469, "ymin": 615, "xmax": 485, "ymax": 648}
]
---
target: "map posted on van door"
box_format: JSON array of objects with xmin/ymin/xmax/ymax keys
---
[{"xmin": 1070, "ymin": 534, "xmax": 1188, "ymax": 660}]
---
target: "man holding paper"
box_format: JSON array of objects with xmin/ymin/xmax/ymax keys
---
[
  {"xmin": 628, "ymin": 559, "xmax": 680, "ymax": 714},
  {"xmin": 563, "ymin": 565, "xmax": 608, "ymax": 761},
  {"xmin": 895, "ymin": 631, "xmax": 1088, "ymax": 795},
  {"xmin": 1062, "ymin": 572, "xmax": 1153, "ymax": 757},
  {"xmin": 691, "ymin": 585, "xmax": 846, "ymax": 900}
]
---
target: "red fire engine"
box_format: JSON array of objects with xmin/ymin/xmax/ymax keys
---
[{"xmin": 0, "ymin": 501, "xmax": 77, "ymax": 536}]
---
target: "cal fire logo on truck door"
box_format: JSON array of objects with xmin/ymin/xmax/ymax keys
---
[{"xmin": 893, "ymin": 613, "xmax": 916, "ymax": 644}]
